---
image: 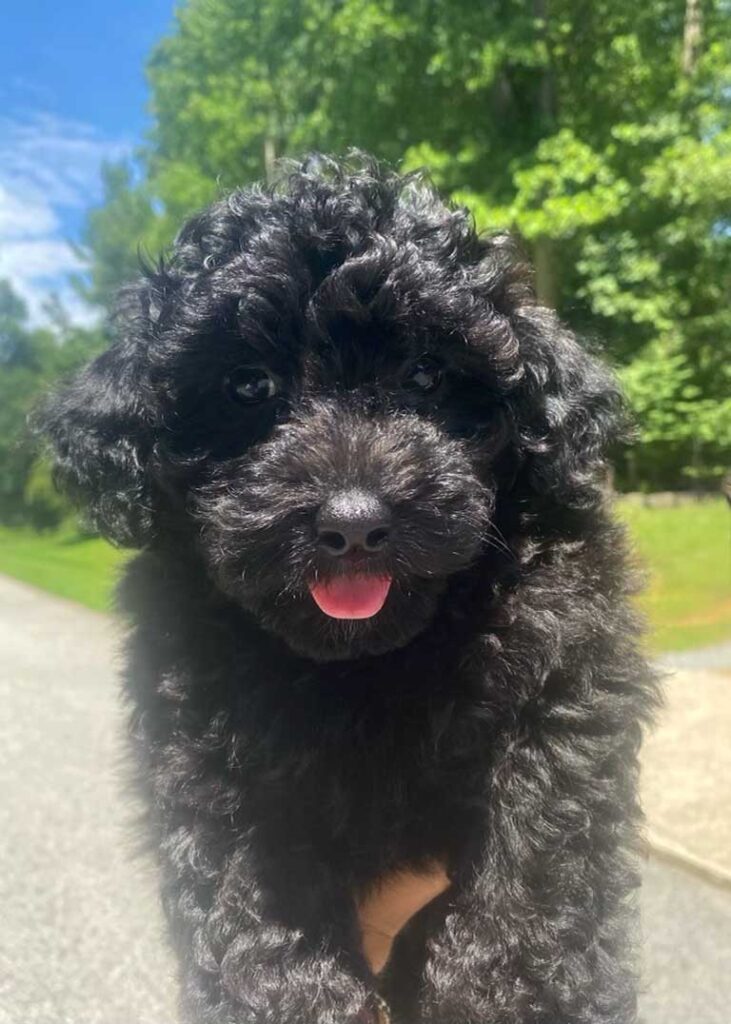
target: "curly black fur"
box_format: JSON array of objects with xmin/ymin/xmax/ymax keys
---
[{"xmin": 40, "ymin": 154, "xmax": 658, "ymax": 1024}]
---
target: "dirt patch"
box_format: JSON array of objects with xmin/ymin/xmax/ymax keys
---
[{"xmin": 675, "ymin": 598, "xmax": 731, "ymax": 628}]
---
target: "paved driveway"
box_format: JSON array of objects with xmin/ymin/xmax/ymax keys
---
[
  {"xmin": 1, "ymin": 574, "xmax": 729, "ymax": 1023},
  {"xmin": 0, "ymin": 576, "xmax": 176, "ymax": 1024}
]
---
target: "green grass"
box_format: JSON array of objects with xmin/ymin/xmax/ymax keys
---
[
  {"xmin": 0, "ymin": 499, "xmax": 729, "ymax": 651},
  {"xmin": 0, "ymin": 525, "xmax": 128, "ymax": 612},
  {"xmin": 617, "ymin": 497, "xmax": 731, "ymax": 652}
]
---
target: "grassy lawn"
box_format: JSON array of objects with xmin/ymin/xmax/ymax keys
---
[
  {"xmin": 617, "ymin": 497, "xmax": 731, "ymax": 652},
  {"xmin": 0, "ymin": 526, "xmax": 128, "ymax": 613},
  {"xmin": 0, "ymin": 499, "xmax": 729, "ymax": 651}
]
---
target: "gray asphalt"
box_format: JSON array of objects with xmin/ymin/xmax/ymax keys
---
[
  {"xmin": 657, "ymin": 640, "xmax": 731, "ymax": 672},
  {"xmin": 0, "ymin": 576, "xmax": 176, "ymax": 1024},
  {"xmin": 1, "ymin": 574, "xmax": 730, "ymax": 1024}
]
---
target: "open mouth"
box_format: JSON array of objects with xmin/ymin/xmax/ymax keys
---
[{"xmin": 308, "ymin": 575, "xmax": 392, "ymax": 620}]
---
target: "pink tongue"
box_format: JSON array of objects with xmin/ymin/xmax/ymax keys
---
[{"xmin": 309, "ymin": 576, "xmax": 392, "ymax": 620}]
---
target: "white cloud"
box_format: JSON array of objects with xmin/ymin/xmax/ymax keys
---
[
  {"xmin": 0, "ymin": 238, "xmax": 79, "ymax": 278},
  {"xmin": 0, "ymin": 182, "xmax": 58, "ymax": 239},
  {"xmin": 0, "ymin": 112, "xmax": 131, "ymax": 325}
]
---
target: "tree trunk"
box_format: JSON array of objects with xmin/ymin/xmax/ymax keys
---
[
  {"xmin": 682, "ymin": 0, "xmax": 703, "ymax": 76},
  {"xmin": 532, "ymin": 1, "xmax": 559, "ymax": 309},
  {"xmin": 533, "ymin": 236, "xmax": 559, "ymax": 309},
  {"xmin": 533, "ymin": 0, "xmax": 557, "ymax": 124},
  {"xmin": 263, "ymin": 136, "xmax": 277, "ymax": 185}
]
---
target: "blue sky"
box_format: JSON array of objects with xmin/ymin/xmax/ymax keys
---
[{"xmin": 0, "ymin": 1, "xmax": 177, "ymax": 323}]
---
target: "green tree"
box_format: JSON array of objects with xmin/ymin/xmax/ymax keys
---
[
  {"xmin": 0, "ymin": 281, "xmax": 106, "ymax": 527},
  {"xmin": 80, "ymin": 0, "xmax": 731, "ymax": 488},
  {"xmin": 81, "ymin": 162, "xmax": 172, "ymax": 309},
  {"xmin": 0, "ymin": 284, "xmax": 51, "ymax": 523}
]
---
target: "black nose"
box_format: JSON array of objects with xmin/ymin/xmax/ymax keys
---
[{"xmin": 316, "ymin": 490, "xmax": 392, "ymax": 556}]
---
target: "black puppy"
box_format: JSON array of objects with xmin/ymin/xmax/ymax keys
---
[{"xmin": 42, "ymin": 156, "xmax": 657, "ymax": 1024}]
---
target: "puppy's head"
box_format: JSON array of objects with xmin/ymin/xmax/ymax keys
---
[{"xmin": 41, "ymin": 156, "xmax": 622, "ymax": 660}]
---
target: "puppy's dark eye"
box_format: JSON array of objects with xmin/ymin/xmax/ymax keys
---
[
  {"xmin": 401, "ymin": 357, "xmax": 443, "ymax": 394},
  {"xmin": 225, "ymin": 367, "xmax": 280, "ymax": 404}
]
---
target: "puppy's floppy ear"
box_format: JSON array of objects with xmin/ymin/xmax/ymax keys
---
[
  {"xmin": 39, "ymin": 281, "xmax": 157, "ymax": 547},
  {"xmin": 511, "ymin": 306, "xmax": 625, "ymax": 509}
]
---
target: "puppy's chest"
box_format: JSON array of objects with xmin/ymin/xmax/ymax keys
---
[
  {"xmin": 233, "ymin": 691, "xmax": 492, "ymax": 870},
  {"xmin": 147, "ymin": 634, "xmax": 495, "ymax": 870}
]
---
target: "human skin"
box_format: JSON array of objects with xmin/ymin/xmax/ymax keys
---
[{"xmin": 358, "ymin": 863, "xmax": 451, "ymax": 975}]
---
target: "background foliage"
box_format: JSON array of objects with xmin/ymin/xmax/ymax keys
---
[
  {"xmin": 1, "ymin": 0, "xmax": 729, "ymax": 529},
  {"xmin": 0, "ymin": 284, "xmax": 104, "ymax": 528}
]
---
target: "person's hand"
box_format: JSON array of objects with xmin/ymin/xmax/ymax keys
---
[{"xmin": 357, "ymin": 862, "xmax": 451, "ymax": 975}]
